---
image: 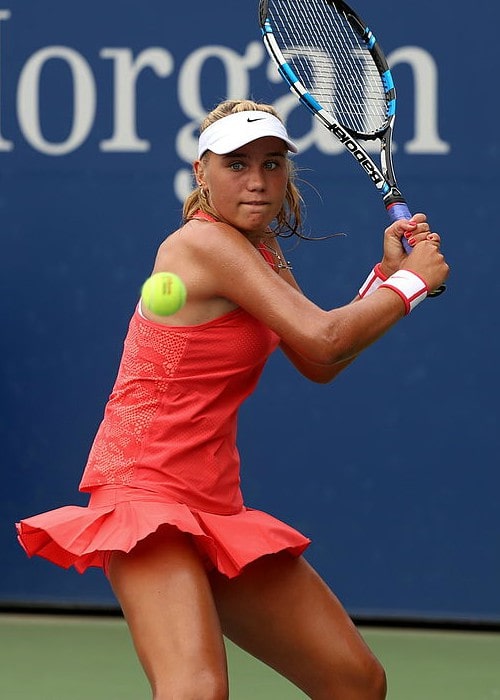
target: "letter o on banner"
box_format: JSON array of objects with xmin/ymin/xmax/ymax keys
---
[{"xmin": 17, "ymin": 46, "xmax": 96, "ymax": 155}]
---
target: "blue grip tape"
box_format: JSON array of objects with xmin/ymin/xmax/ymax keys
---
[{"xmin": 387, "ymin": 202, "xmax": 413, "ymax": 253}]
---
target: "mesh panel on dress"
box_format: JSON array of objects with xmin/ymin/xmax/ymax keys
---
[{"xmin": 85, "ymin": 319, "xmax": 190, "ymax": 484}]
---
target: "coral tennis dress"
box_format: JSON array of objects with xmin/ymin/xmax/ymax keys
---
[{"xmin": 16, "ymin": 223, "xmax": 311, "ymax": 578}]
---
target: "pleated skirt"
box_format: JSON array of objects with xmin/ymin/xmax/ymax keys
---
[{"xmin": 16, "ymin": 486, "xmax": 311, "ymax": 578}]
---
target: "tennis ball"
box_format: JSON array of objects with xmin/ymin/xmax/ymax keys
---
[{"xmin": 141, "ymin": 272, "xmax": 187, "ymax": 316}]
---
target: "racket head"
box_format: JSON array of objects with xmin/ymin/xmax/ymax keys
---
[{"xmin": 259, "ymin": 0, "xmax": 396, "ymax": 140}]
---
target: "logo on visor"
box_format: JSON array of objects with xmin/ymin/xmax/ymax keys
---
[{"xmin": 247, "ymin": 117, "xmax": 266, "ymax": 122}]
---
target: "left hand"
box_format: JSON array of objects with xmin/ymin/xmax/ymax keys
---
[{"xmin": 379, "ymin": 213, "xmax": 436, "ymax": 277}]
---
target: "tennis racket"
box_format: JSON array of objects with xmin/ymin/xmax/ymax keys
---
[{"xmin": 259, "ymin": 0, "xmax": 445, "ymax": 296}]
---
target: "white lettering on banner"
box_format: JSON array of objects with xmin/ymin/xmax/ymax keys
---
[
  {"xmin": 18, "ymin": 46, "xmax": 96, "ymax": 156},
  {"xmin": 0, "ymin": 9, "xmax": 451, "ymax": 198},
  {"xmin": 0, "ymin": 9, "xmax": 13, "ymax": 151},
  {"xmin": 173, "ymin": 41, "xmax": 451, "ymax": 200},
  {"xmin": 100, "ymin": 48, "xmax": 174, "ymax": 152},
  {"xmin": 389, "ymin": 46, "xmax": 450, "ymax": 154}
]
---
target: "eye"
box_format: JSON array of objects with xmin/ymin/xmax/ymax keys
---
[
  {"xmin": 229, "ymin": 161, "xmax": 245, "ymax": 171},
  {"xmin": 264, "ymin": 160, "xmax": 279, "ymax": 170}
]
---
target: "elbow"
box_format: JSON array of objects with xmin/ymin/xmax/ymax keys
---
[
  {"xmin": 297, "ymin": 350, "xmax": 356, "ymax": 384},
  {"xmin": 309, "ymin": 306, "xmax": 371, "ymax": 366},
  {"xmin": 310, "ymin": 373, "xmax": 337, "ymax": 385},
  {"xmin": 284, "ymin": 309, "xmax": 361, "ymax": 367},
  {"xmin": 306, "ymin": 324, "xmax": 355, "ymax": 366}
]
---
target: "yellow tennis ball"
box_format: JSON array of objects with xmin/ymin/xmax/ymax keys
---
[{"xmin": 141, "ymin": 272, "xmax": 187, "ymax": 316}]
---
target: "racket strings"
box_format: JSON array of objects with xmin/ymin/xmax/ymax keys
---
[{"xmin": 266, "ymin": 0, "xmax": 388, "ymax": 135}]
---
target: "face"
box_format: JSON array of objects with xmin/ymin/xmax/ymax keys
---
[{"xmin": 194, "ymin": 136, "xmax": 290, "ymax": 237}]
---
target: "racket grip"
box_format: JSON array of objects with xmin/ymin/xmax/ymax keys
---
[
  {"xmin": 385, "ymin": 201, "xmax": 446, "ymax": 297},
  {"xmin": 386, "ymin": 202, "xmax": 413, "ymax": 253}
]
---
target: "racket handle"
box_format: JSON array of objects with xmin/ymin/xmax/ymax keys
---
[
  {"xmin": 386, "ymin": 201, "xmax": 413, "ymax": 254},
  {"xmin": 385, "ymin": 201, "xmax": 446, "ymax": 297}
]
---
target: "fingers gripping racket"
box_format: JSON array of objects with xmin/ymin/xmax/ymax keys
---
[{"xmin": 259, "ymin": 0, "xmax": 445, "ymax": 296}]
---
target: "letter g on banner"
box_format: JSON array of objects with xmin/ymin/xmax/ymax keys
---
[{"xmin": 173, "ymin": 41, "xmax": 264, "ymax": 201}]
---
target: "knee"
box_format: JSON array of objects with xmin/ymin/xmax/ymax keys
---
[
  {"xmin": 195, "ymin": 669, "xmax": 229, "ymax": 700},
  {"xmin": 152, "ymin": 668, "xmax": 229, "ymax": 700},
  {"xmin": 356, "ymin": 655, "xmax": 387, "ymax": 700},
  {"xmin": 315, "ymin": 652, "xmax": 387, "ymax": 700}
]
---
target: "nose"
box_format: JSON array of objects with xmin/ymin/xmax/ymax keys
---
[{"xmin": 247, "ymin": 165, "xmax": 266, "ymax": 191}]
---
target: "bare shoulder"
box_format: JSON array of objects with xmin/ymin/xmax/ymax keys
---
[
  {"xmin": 148, "ymin": 218, "xmax": 261, "ymax": 317},
  {"xmin": 154, "ymin": 218, "xmax": 263, "ymax": 287},
  {"xmin": 160, "ymin": 218, "xmax": 254, "ymax": 260}
]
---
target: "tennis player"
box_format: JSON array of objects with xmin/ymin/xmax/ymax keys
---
[{"xmin": 17, "ymin": 99, "xmax": 449, "ymax": 699}]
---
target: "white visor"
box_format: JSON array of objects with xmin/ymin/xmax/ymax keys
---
[{"xmin": 197, "ymin": 110, "xmax": 298, "ymax": 159}]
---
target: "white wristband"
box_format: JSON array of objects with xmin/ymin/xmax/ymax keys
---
[
  {"xmin": 358, "ymin": 263, "xmax": 388, "ymax": 298},
  {"xmin": 380, "ymin": 270, "xmax": 428, "ymax": 315}
]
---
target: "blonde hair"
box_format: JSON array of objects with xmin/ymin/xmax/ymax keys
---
[{"xmin": 182, "ymin": 99, "xmax": 303, "ymax": 237}]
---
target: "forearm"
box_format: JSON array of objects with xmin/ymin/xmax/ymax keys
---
[
  {"xmin": 280, "ymin": 282, "xmax": 410, "ymax": 382},
  {"xmin": 309, "ymin": 288, "xmax": 406, "ymax": 365},
  {"xmin": 280, "ymin": 341, "xmax": 358, "ymax": 383}
]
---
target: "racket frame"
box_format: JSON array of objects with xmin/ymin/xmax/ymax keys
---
[
  {"xmin": 259, "ymin": 0, "xmax": 446, "ymax": 296},
  {"xmin": 259, "ymin": 0, "xmax": 408, "ymax": 216}
]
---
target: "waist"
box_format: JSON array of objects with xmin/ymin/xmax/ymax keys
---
[{"xmin": 87, "ymin": 483, "xmax": 243, "ymax": 515}]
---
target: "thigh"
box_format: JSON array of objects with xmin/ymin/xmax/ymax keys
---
[
  {"xmin": 108, "ymin": 526, "xmax": 228, "ymax": 698},
  {"xmin": 209, "ymin": 553, "xmax": 383, "ymax": 699}
]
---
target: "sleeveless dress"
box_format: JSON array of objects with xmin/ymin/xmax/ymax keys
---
[{"xmin": 16, "ymin": 229, "xmax": 311, "ymax": 578}]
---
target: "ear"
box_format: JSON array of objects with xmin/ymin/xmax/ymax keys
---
[{"xmin": 193, "ymin": 160, "xmax": 205, "ymax": 187}]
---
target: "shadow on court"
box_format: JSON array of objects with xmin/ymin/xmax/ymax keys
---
[{"xmin": 0, "ymin": 614, "xmax": 499, "ymax": 699}]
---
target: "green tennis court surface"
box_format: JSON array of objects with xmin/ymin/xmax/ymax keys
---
[{"xmin": 1, "ymin": 614, "xmax": 499, "ymax": 698}]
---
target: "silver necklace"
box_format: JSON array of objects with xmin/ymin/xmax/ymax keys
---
[{"xmin": 260, "ymin": 242, "xmax": 293, "ymax": 271}]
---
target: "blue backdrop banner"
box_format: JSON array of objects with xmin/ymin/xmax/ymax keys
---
[{"xmin": 1, "ymin": 0, "xmax": 498, "ymax": 622}]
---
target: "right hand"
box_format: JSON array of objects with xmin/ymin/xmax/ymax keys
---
[{"xmin": 402, "ymin": 233, "xmax": 449, "ymax": 292}]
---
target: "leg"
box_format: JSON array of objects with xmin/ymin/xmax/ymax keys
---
[
  {"xmin": 210, "ymin": 553, "xmax": 386, "ymax": 700},
  {"xmin": 108, "ymin": 526, "xmax": 229, "ymax": 700}
]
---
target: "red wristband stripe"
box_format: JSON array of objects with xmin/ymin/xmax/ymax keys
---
[
  {"xmin": 380, "ymin": 270, "xmax": 428, "ymax": 315},
  {"xmin": 358, "ymin": 263, "xmax": 388, "ymax": 298}
]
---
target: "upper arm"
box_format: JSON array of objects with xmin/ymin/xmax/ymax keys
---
[{"xmin": 180, "ymin": 222, "xmax": 343, "ymax": 363}]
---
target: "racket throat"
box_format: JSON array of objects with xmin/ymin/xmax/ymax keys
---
[{"xmin": 383, "ymin": 187, "xmax": 407, "ymax": 211}]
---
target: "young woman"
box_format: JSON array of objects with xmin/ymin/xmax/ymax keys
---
[{"xmin": 17, "ymin": 99, "xmax": 449, "ymax": 699}]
